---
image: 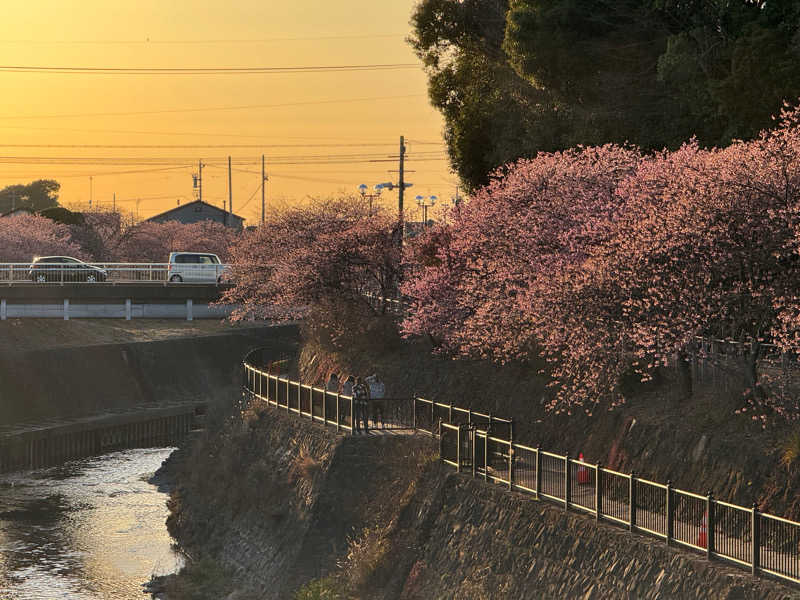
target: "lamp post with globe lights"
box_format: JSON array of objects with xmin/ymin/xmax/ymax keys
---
[
  {"xmin": 358, "ymin": 183, "xmax": 383, "ymax": 215},
  {"xmin": 415, "ymin": 194, "xmax": 437, "ymax": 227}
]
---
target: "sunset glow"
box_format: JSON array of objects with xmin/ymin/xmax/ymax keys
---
[{"xmin": 0, "ymin": 1, "xmax": 452, "ymax": 223}]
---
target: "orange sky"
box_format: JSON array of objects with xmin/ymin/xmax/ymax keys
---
[{"xmin": 0, "ymin": 1, "xmax": 456, "ymax": 224}]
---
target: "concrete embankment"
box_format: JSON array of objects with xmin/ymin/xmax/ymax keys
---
[
  {"xmin": 0, "ymin": 322, "xmax": 299, "ymax": 426},
  {"xmin": 0, "ymin": 401, "xmax": 204, "ymax": 472},
  {"xmin": 164, "ymin": 406, "xmax": 799, "ymax": 599}
]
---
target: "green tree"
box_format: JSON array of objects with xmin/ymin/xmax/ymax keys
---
[
  {"xmin": 411, "ymin": 0, "xmax": 800, "ymax": 189},
  {"xmin": 0, "ymin": 180, "xmax": 60, "ymax": 213},
  {"xmin": 410, "ymin": 0, "xmax": 569, "ymax": 191}
]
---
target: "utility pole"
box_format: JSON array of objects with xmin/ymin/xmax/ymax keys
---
[
  {"xmin": 198, "ymin": 160, "xmax": 204, "ymax": 203},
  {"xmin": 261, "ymin": 154, "xmax": 267, "ymax": 224},
  {"xmin": 398, "ymin": 135, "xmax": 406, "ymax": 227},
  {"xmin": 89, "ymin": 176, "xmax": 93, "ymax": 207},
  {"xmin": 228, "ymin": 155, "xmax": 233, "ymax": 227},
  {"xmin": 113, "ymin": 192, "xmax": 116, "ymax": 211}
]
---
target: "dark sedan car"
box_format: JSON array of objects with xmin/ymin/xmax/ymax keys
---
[{"xmin": 29, "ymin": 256, "xmax": 108, "ymax": 283}]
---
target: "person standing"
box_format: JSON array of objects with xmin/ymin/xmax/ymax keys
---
[
  {"xmin": 342, "ymin": 375, "xmax": 356, "ymax": 431},
  {"xmin": 366, "ymin": 374, "xmax": 385, "ymax": 429},
  {"xmin": 326, "ymin": 373, "xmax": 339, "ymax": 393},
  {"xmin": 352, "ymin": 376, "xmax": 370, "ymax": 434}
]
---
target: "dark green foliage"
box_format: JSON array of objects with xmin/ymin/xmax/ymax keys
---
[
  {"xmin": 39, "ymin": 206, "xmax": 85, "ymax": 226},
  {"xmin": 0, "ymin": 180, "xmax": 60, "ymax": 214},
  {"xmin": 411, "ymin": 0, "xmax": 800, "ymax": 189}
]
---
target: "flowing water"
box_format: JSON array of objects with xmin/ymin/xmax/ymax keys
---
[{"xmin": 0, "ymin": 448, "xmax": 183, "ymax": 599}]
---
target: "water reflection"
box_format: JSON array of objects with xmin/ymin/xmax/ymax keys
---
[{"xmin": 0, "ymin": 448, "xmax": 182, "ymax": 599}]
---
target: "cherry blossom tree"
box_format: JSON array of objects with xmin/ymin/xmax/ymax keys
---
[
  {"xmin": 400, "ymin": 144, "xmax": 641, "ymax": 366},
  {"xmin": 222, "ymin": 197, "xmax": 400, "ymax": 325},
  {"xmin": 71, "ymin": 210, "xmax": 239, "ymax": 262},
  {"xmin": 0, "ymin": 214, "xmax": 87, "ymax": 262},
  {"xmin": 401, "ymin": 105, "xmax": 800, "ymax": 423}
]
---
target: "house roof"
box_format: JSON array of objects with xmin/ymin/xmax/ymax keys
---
[
  {"xmin": 146, "ymin": 200, "xmax": 244, "ymax": 222},
  {"xmin": 0, "ymin": 207, "xmax": 34, "ymax": 218}
]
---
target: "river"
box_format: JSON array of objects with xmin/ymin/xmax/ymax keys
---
[{"xmin": 0, "ymin": 448, "xmax": 183, "ymax": 599}]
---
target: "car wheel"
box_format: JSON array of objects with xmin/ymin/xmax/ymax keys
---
[
  {"xmin": 34, "ymin": 274, "xmax": 47, "ymax": 283},
  {"xmin": 170, "ymin": 275, "xmax": 183, "ymax": 283},
  {"xmin": 86, "ymin": 274, "xmax": 97, "ymax": 283}
]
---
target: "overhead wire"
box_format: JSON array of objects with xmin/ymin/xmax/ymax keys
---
[
  {"xmin": 0, "ymin": 124, "xmax": 441, "ymax": 142},
  {"xmin": 0, "ymin": 63, "xmax": 418, "ymax": 75},
  {"xmin": 0, "ymin": 94, "xmax": 427, "ymax": 120},
  {"xmin": 0, "ymin": 33, "xmax": 408, "ymax": 45}
]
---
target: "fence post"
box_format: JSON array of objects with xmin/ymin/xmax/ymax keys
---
[
  {"xmin": 467, "ymin": 408, "xmax": 472, "ymax": 427},
  {"xmin": 350, "ymin": 395, "xmax": 354, "ymax": 434},
  {"xmin": 438, "ymin": 419, "xmax": 443, "ymax": 462},
  {"xmin": 707, "ymin": 492, "xmax": 715, "ymax": 560},
  {"xmin": 323, "ymin": 390, "xmax": 327, "ymax": 426},
  {"xmin": 449, "ymin": 401, "xmax": 453, "ymax": 424},
  {"xmin": 751, "ymin": 502, "xmax": 760, "ymax": 577},
  {"xmin": 412, "ymin": 397, "xmax": 416, "ymax": 432},
  {"xmin": 484, "ymin": 432, "xmax": 488, "ymax": 482},
  {"xmin": 536, "ymin": 446, "xmax": 542, "ymax": 500},
  {"xmin": 564, "ymin": 453, "xmax": 571, "ymax": 511},
  {"xmin": 471, "ymin": 426, "xmax": 476, "ymax": 478},
  {"xmin": 336, "ymin": 393, "xmax": 341, "ymax": 432},
  {"xmin": 629, "ymin": 471, "xmax": 637, "ymax": 531},
  {"xmin": 457, "ymin": 425, "xmax": 461, "ymax": 473},
  {"xmin": 596, "ymin": 462, "xmax": 603, "ymax": 521},
  {"xmin": 431, "ymin": 401, "xmax": 434, "ymax": 433},
  {"xmin": 666, "ymin": 480, "xmax": 673, "ymax": 546},
  {"xmin": 508, "ymin": 425, "xmax": 514, "ymax": 492}
]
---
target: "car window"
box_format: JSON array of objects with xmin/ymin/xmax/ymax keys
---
[
  {"xmin": 62, "ymin": 258, "xmax": 80, "ymax": 263},
  {"xmin": 198, "ymin": 255, "xmax": 216, "ymax": 264},
  {"xmin": 175, "ymin": 255, "xmax": 199, "ymax": 264}
]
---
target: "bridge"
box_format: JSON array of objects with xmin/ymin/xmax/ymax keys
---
[{"xmin": 0, "ymin": 262, "xmax": 233, "ymax": 319}]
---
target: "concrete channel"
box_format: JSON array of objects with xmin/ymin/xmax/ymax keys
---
[{"xmin": 0, "ymin": 401, "xmax": 206, "ymax": 472}]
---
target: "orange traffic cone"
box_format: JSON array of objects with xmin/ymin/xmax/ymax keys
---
[
  {"xmin": 577, "ymin": 452, "xmax": 589, "ymax": 484},
  {"xmin": 698, "ymin": 511, "xmax": 708, "ymax": 548}
]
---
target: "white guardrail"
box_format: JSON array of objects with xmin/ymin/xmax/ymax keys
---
[{"xmin": 0, "ymin": 262, "xmax": 232, "ymax": 284}]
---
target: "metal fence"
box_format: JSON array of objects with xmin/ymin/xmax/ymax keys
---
[
  {"xmin": 0, "ymin": 262, "xmax": 231, "ymax": 284},
  {"xmin": 242, "ymin": 359, "xmax": 800, "ymax": 587}
]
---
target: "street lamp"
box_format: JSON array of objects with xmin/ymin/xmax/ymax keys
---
[
  {"xmin": 358, "ymin": 183, "xmax": 383, "ymax": 215},
  {"xmin": 415, "ymin": 194, "xmax": 437, "ymax": 227}
]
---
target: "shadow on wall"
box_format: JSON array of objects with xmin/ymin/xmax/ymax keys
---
[{"xmin": 0, "ymin": 324, "xmax": 299, "ymax": 425}]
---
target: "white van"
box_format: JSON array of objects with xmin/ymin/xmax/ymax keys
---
[{"xmin": 167, "ymin": 252, "xmax": 226, "ymax": 283}]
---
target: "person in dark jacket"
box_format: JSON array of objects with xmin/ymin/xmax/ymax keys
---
[{"xmin": 352, "ymin": 376, "xmax": 370, "ymax": 434}]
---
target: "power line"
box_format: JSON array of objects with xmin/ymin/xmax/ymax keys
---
[
  {"xmin": 0, "ymin": 142, "xmax": 440, "ymax": 149},
  {"xmin": 0, "ymin": 123, "xmax": 441, "ymax": 142},
  {"xmin": 0, "ymin": 94, "xmax": 426, "ymax": 120},
  {"xmin": 0, "ymin": 63, "xmax": 418, "ymax": 75},
  {"xmin": 0, "ymin": 33, "xmax": 408, "ymax": 45},
  {"xmin": 237, "ymin": 181, "xmax": 264, "ymax": 212}
]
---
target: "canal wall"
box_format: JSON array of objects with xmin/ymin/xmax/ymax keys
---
[
  {"xmin": 0, "ymin": 323, "xmax": 299, "ymax": 426},
  {"xmin": 0, "ymin": 402, "xmax": 204, "ymax": 472},
  {"xmin": 164, "ymin": 406, "xmax": 798, "ymax": 599}
]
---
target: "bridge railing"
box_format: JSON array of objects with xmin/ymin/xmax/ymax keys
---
[
  {"xmin": 242, "ymin": 358, "xmax": 800, "ymax": 587},
  {"xmin": 0, "ymin": 262, "xmax": 231, "ymax": 284}
]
